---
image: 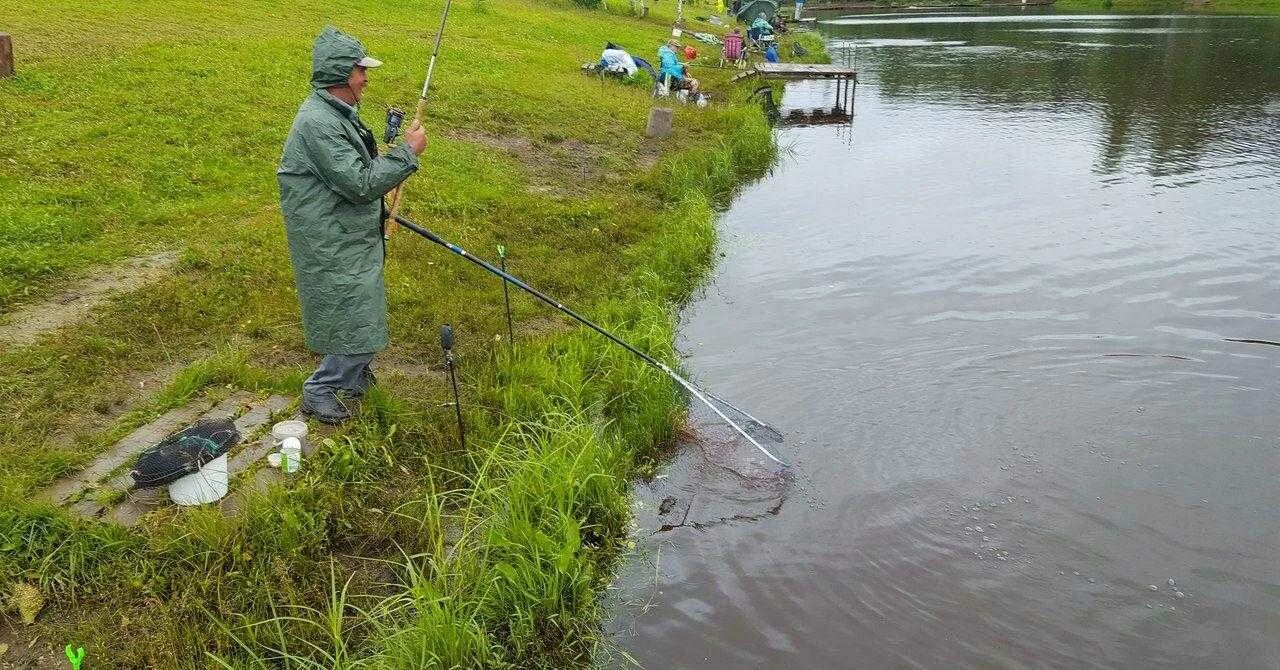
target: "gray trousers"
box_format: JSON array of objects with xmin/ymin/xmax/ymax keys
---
[{"xmin": 303, "ymin": 352, "xmax": 376, "ymax": 406}]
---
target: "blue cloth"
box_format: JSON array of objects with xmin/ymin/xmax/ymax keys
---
[
  {"xmin": 748, "ymin": 16, "xmax": 773, "ymax": 41},
  {"xmin": 632, "ymin": 56, "xmax": 660, "ymax": 83},
  {"xmin": 765, "ymin": 44, "xmax": 779, "ymax": 62},
  {"xmin": 658, "ymin": 45, "xmax": 683, "ymax": 81}
]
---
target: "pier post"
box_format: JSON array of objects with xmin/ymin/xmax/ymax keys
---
[{"xmin": 0, "ymin": 34, "xmax": 13, "ymax": 78}]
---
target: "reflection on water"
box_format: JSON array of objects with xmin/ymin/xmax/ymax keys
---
[
  {"xmin": 823, "ymin": 12, "xmax": 1269, "ymax": 24},
  {"xmin": 830, "ymin": 12, "xmax": 1280, "ymax": 183},
  {"xmin": 607, "ymin": 10, "xmax": 1280, "ymax": 670}
]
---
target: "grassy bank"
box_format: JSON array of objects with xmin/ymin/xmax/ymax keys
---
[{"xmin": 0, "ymin": 0, "xmax": 798, "ymax": 666}]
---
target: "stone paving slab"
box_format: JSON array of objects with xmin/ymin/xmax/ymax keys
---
[
  {"xmin": 231, "ymin": 396, "xmax": 293, "ymax": 442},
  {"xmin": 105, "ymin": 395, "xmax": 294, "ymax": 526},
  {"xmin": 39, "ymin": 395, "xmax": 241, "ymax": 505},
  {"xmin": 44, "ymin": 392, "xmax": 294, "ymax": 525},
  {"xmin": 227, "ymin": 408, "xmax": 302, "ymax": 474},
  {"xmin": 106, "ymin": 487, "xmax": 168, "ymax": 527},
  {"xmin": 100, "ymin": 392, "xmax": 252, "ymax": 493}
]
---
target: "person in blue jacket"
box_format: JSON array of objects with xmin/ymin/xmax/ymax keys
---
[{"xmin": 658, "ymin": 38, "xmax": 699, "ymax": 93}]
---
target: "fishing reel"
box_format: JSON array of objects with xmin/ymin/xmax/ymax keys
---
[{"xmin": 384, "ymin": 106, "xmax": 406, "ymax": 144}]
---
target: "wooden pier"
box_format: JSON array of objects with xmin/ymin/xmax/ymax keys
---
[
  {"xmin": 731, "ymin": 62, "xmax": 858, "ymax": 112},
  {"xmin": 804, "ymin": 0, "xmax": 1051, "ymax": 9},
  {"xmin": 731, "ymin": 62, "xmax": 857, "ymax": 82}
]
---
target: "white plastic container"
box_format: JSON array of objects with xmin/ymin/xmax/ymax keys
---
[
  {"xmin": 168, "ymin": 454, "xmax": 229, "ymax": 505},
  {"xmin": 271, "ymin": 419, "xmax": 309, "ymax": 454},
  {"xmin": 280, "ymin": 437, "xmax": 302, "ymax": 474}
]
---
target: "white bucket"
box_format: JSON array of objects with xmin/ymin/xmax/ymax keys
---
[
  {"xmin": 272, "ymin": 419, "xmax": 309, "ymax": 454},
  {"xmin": 168, "ymin": 454, "xmax": 229, "ymax": 506}
]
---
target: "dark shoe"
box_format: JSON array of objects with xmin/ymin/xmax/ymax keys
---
[{"xmin": 302, "ymin": 394, "xmax": 353, "ymax": 425}]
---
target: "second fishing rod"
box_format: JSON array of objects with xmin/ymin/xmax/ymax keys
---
[{"xmin": 391, "ymin": 213, "xmax": 788, "ymax": 466}]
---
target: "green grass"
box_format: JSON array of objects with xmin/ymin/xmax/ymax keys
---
[{"xmin": 0, "ymin": 0, "xmax": 804, "ymax": 665}]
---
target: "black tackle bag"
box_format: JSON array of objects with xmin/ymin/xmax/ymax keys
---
[{"xmin": 130, "ymin": 418, "xmax": 241, "ymax": 488}]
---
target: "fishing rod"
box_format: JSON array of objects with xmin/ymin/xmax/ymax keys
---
[
  {"xmin": 373, "ymin": 1, "xmax": 785, "ymax": 464},
  {"xmin": 383, "ymin": 0, "xmax": 456, "ymax": 241},
  {"xmin": 391, "ymin": 212, "xmax": 788, "ymax": 466}
]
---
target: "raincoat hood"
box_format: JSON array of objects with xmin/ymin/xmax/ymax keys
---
[{"xmin": 311, "ymin": 26, "xmax": 369, "ymax": 90}]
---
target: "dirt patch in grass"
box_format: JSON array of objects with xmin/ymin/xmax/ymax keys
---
[
  {"xmin": 447, "ymin": 130, "xmax": 620, "ymax": 196},
  {"xmin": 95, "ymin": 355, "xmax": 197, "ymax": 418},
  {"xmin": 39, "ymin": 354, "xmax": 203, "ymax": 461},
  {"xmin": 249, "ymin": 344, "xmax": 314, "ymax": 372},
  {"xmin": 517, "ymin": 312, "xmax": 577, "ymax": 338},
  {"xmin": 0, "ymin": 251, "xmax": 179, "ymax": 348},
  {"xmin": 0, "ymin": 619, "xmax": 62, "ymax": 670},
  {"xmin": 379, "ymin": 361, "xmax": 444, "ymax": 380},
  {"xmin": 638, "ymin": 138, "xmax": 664, "ymax": 170}
]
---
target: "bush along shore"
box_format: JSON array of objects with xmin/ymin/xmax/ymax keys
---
[{"xmin": 0, "ymin": 0, "xmax": 824, "ymax": 666}]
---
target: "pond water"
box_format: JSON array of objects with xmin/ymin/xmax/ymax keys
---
[{"xmin": 607, "ymin": 10, "xmax": 1280, "ymax": 669}]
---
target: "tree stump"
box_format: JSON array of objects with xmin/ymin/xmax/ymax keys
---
[
  {"xmin": 0, "ymin": 34, "xmax": 13, "ymax": 78},
  {"xmin": 645, "ymin": 107, "xmax": 674, "ymax": 139}
]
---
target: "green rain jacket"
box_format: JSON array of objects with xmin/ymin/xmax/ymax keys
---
[{"xmin": 278, "ymin": 26, "xmax": 419, "ymax": 354}]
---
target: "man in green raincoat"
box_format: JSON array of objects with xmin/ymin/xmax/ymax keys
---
[{"xmin": 279, "ymin": 26, "xmax": 427, "ymax": 424}]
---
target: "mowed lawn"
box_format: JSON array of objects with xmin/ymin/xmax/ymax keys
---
[
  {"xmin": 0, "ymin": 0, "xmax": 755, "ymax": 496},
  {"xmin": 0, "ymin": 0, "xmax": 725, "ymax": 306},
  {"xmin": 0, "ymin": 0, "xmax": 779, "ymax": 666}
]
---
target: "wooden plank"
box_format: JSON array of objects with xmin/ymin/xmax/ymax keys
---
[
  {"xmin": 728, "ymin": 64, "xmax": 856, "ymax": 84},
  {"xmin": 0, "ymin": 34, "xmax": 13, "ymax": 78},
  {"xmin": 754, "ymin": 62, "xmax": 857, "ymax": 77}
]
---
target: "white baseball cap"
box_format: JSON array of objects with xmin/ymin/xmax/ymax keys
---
[{"xmin": 356, "ymin": 55, "xmax": 383, "ymax": 68}]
